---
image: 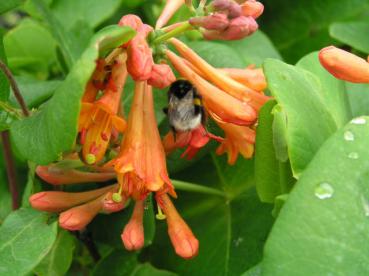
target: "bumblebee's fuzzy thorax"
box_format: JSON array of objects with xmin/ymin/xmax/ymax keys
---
[{"xmin": 165, "ymin": 80, "xmax": 205, "ymax": 133}]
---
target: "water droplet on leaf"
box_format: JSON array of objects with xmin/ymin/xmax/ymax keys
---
[
  {"xmin": 315, "ymin": 182, "xmax": 334, "ymax": 199},
  {"xmin": 361, "ymin": 196, "xmax": 369, "ymax": 217},
  {"xmin": 343, "ymin": 131, "xmax": 354, "ymax": 141},
  {"xmin": 348, "ymin": 152, "xmax": 359, "ymax": 159},
  {"xmin": 351, "ymin": 117, "xmax": 366, "ymax": 125}
]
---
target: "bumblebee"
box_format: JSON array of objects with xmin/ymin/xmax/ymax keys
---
[{"xmin": 164, "ymin": 79, "xmax": 206, "ymax": 134}]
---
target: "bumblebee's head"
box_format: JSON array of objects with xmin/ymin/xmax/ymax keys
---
[{"xmin": 169, "ymin": 79, "xmax": 194, "ymax": 99}]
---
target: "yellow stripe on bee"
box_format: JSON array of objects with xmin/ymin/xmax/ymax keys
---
[{"xmin": 193, "ymin": 98, "xmax": 202, "ymax": 106}]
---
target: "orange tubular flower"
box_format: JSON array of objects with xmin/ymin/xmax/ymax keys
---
[
  {"xmin": 319, "ymin": 46, "xmax": 369, "ymax": 83},
  {"xmin": 78, "ymin": 53, "xmax": 128, "ymax": 164},
  {"xmin": 214, "ymin": 119, "xmax": 255, "ymax": 164},
  {"xmin": 218, "ymin": 67, "xmax": 267, "ymax": 91},
  {"xmin": 157, "ymin": 193, "xmax": 199, "ymax": 259},
  {"xmin": 240, "ymin": 0, "xmax": 264, "ymax": 19},
  {"xmin": 122, "ymin": 200, "xmax": 145, "ymax": 250},
  {"xmin": 166, "ymin": 49, "xmax": 257, "ymax": 125},
  {"xmin": 155, "ymin": 0, "xmax": 185, "ymax": 29},
  {"xmin": 110, "ymin": 81, "xmax": 175, "ymax": 200},
  {"xmin": 36, "ymin": 165, "xmax": 116, "ymax": 185},
  {"xmin": 169, "ymin": 38, "xmax": 269, "ymax": 110}
]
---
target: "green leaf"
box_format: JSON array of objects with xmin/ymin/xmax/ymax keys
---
[
  {"xmin": 10, "ymin": 26, "xmax": 135, "ymax": 164},
  {"xmin": 34, "ymin": 230, "xmax": 75, "ymax": 276},
  {"xmin": 263, "ymin": 58, "xmax": 339, "ymax": 177},
  {"xmin": 346, "ymin": 82, "xmax": 369, "ymax": 117},
  {"xmin": 0, "ymin": 149, "xmax": 12, "ymax": 224},
  {"xmin": 254, "ymin": 100, "xmax": 294, "ymax": 203},
  {"xmin": 0, "ymin": 208, "xmax": 58, "ymax": 275},
  {"xmin": 0, "ymin": 0, "xmax": 25, "ymax": 14},
  {"xmin": 261, "ymin": 0, "xmax": 369, "ymax": 62},
  {"xmin": 51, "ymin": 0, "xmax": 124, "ymax": 30},
  {"xmin": 146, "ymin": 155, "xmax": 274, "ymax": 275},
  {"xmin": 262, "ymin": 116, "xmax": 369, "ymax": 275},
  {"xmin": 330, "ymin": 22, "xmax": 369, "ymax": 54},
  {"xmin": 0, "ymin": 28, "xmax": 10, "ymax": 101},
  {"xmin": 296, "ymin": 52, "xmax": 352, "ymax": 127},
  {"xmin": 93, "ymin": 250, "xmax": 177, "ymax": 276},
  {"xmin": 4, "ymin": 18, "xmax": 57, "ymax": 78}
]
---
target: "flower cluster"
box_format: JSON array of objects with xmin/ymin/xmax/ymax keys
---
[{"xmin": 29, "ymin": 0, "xmax": 267, "ymax": 259}]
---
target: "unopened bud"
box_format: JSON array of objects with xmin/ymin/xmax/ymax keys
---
[
  {"xmin": 241, "ymin": 0, "xmax": 264, "ymax": 19},
  {"xmin": 189, "ymin": 13, "xmax": 229, "ymax": 30},
  {"xmin": 148, "ymin": 64, "xmax": 176, "ymax": 89}
]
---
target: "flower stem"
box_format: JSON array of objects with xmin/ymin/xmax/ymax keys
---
[
  {"xmin": 1, "ymin": 131, "xmax": 19, "ymax": 210},
  {"xmin": 171, "ymin": 179, "xmax": 225, "ymax": 197},
  {"xmin": 0, "ymin": 60, "xmax": 29, "ymax": 117},
  {"xmin": 153, "ymin": 22, "xmax": 192, "ymax": 44}
]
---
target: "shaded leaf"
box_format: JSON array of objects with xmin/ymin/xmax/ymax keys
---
[
  {"xmin": 0, "ymin": 0, "xmax": 25, "ymax": 14},
  {"xmin": 0, "ymin": 208, "xmax": 58, "ymax": 276},
  {"xmin": 262, "ymin": 116, "xmax": 369, "ymax": 275},
  {"xmin": 0, "ymin": 28, "xmax": 9, "ymax": 101}
]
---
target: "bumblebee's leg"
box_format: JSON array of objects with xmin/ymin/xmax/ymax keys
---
[
  {"xmin": 163, "ymin": 107, "xmax": 168, "ymax": 114},
  {"xmin": 171, "ymin": 126, "xmax": 177, "ymax": 142}
]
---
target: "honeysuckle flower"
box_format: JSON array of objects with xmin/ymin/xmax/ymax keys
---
[
  {"xmin": 122, "ymin": 200, "xmax": 145, "ymax": 250},
  {"xmin": 78, "ymin": 53, "xmax": 128, "ymax": 164},
  {"xmin": 319, "ymin": 46, "xmax": 369, "ymax": 83},
  {"xmin": 189, "ymin": 13, "xmax": 229, "ymax": 31},
  {"xmin": 166, "ymin": 49, "xmax": 258, "ymax": 125},
  {"xmin": 214, "ymin": 118, "xmax": 255, "ymax": 164},
  {"xmin": 119, "ymin": 15, "xmax": 154, "ymax": 81},
  {"xmin": 162, "ymin": 125, "xmax": 224, "ymax": 159},
  {"xmin": 148, "ymin": 63, "xmax": 176, "ymax": 89},
  {"xmin": 29, "ymin": 185, "xmax": 116, "ymax": 212},
  {"xmin": 169, "ymin": 38, "xmax": 268, "ymax": 110},
  {"xmin": 108, "ymin": 81, "xmax": 176, "ymax": 200},
  {"xmin": 82, "ymin": 58, "xmax": 108, "ymax": 103},
  {"xmin": 203, "ymin": 15, "xmax": 258, "ymax": 40},
  {"xmin": 240, "ymin": 0, "xmax": 264, "ymax": 19},
  {"xmin": 155, "ymin": 0, "xmax": 185, "ymax": 29},
  {"xmin": 210, "ymin": 0, "xmax": 242, "ymax": 19},
  {"xmin": 157, "ymin": 193, "xmax": 199, "ymax": 259},
  {"xmin": 219, "ymin": 67, "xmax": 267, "ymax": 91},
  {"xmin": 36, "ymin": 165, "xmax": 116, "ymax": 185}
]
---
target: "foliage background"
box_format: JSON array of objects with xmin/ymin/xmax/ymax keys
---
[{"xmin": 1, "ymin": 0, "xmax": 369, "ymax": 275}]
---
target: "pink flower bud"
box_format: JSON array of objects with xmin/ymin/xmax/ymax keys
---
[
  {"xmin": 189, "ymin": 14, "xmax": 229, "ymax": 31},
  {"xmin": 204, "ymin": 16, "xmax": 258, "ymax": 40},
  {"xmin": 127, "ymin": 38, "xmax": 154, "ymax": 81},
  {"xmin": 121, "ymin": 200, "xmax": 145, "ymax": 251},
  {"xmin": 241, "ymin": 0, "xmax": 264, "ymax": 19},
  {"xmin": 118, "ymin": 14, "xmax": 144, "ymax": 30},
  {"xmin": 211, "ymin": 0, "xmax": 242, "ymax": 18},
  {"xmin": 148, "ymin": 64, "xmax": 176, "ymax": 89}
]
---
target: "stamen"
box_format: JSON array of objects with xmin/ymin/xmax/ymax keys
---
[
  {"xmin": 101, "ymin": 132, "xmax": 109, "ymax": 141},
  {"xmin": 85, "ymin": 153, "xmax": 96, "ymax": 165},
  {"xmin": 112, "ymin": 183, "xmax": 124, "ymax": 203},
  {"xmin": 156, "ymin": 204, "xmax": 166, "ymax": 220}
]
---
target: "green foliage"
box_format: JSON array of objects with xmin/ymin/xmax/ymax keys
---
[
  {"xmin": 0, "ymin": 208, "xmax": 58, "ymax": 276},
  {"xmin": 262, "ymin": 117, "xmax": 369, "ymax": 275},
  {"xmin": 330, "ymin": 22, "xmax": 369, "ymax": 54}
]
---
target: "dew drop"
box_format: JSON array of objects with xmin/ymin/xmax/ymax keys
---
[
  {"xmin": 314, "ymin": 182, "xmax": 334, "ymax": 199},
  {"xmin": 361, "ymin": 196, "xmax": 369, "ymax": 217},
  {"xmin": 343, "ymin": 131, "xmax": 354, "ymax": 141},
  {"xmin": 348, "ymin": 152, "xmax": 359, "ymax": 159},
  {"xmin": 351, "ymin": 117, "xmax": 367, "ymax": 125}
]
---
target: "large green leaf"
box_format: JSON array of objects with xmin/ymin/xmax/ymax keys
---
[
  {"xmin": 346, "ymin": 82, "xmax": 369, "ymax": 117},
  {"xmin": 145, "ymin": 154, "xmax": 274, "ymax": 276},
  {"xmin": 0, "ymin": 28, "xmax": 9, "ymax": 101},
  {"xmin": 34, "ymin": 230, "xmax": 75, "ymax": 276},
  {"xmin": 93, "ymin": 250, "xmax": 177, "ymax": 276},
  {"xmin": 0, "ymin": 0, "xmax": 25, "ymax": 14},
  {"xmin": 330, "ymin": 22, "xmax": 369, "ymax": 54},
  {"xmin": 0, "ymin": 148, "xmax": 12, "ymax": 224},
  {"xmin": 0, "ymin": 208, "xmax": 58, "ymax": 275},
  {"xmin": 262, "ymin": 116, "xmax": 369, "ymax": 275},
  {"xmin": 4, "ymin": 18, "xmax": 57, "ymax": 78},
  {"xmin": 261, "ymin": 0, "xmax": 369, "ymax": 62},
  {"xmin": 263, "ymin": 58, "xmax": 339, "ymax": 177},
  {"xmin": 10, "ymin": 26, "xmax": 135, "ymax": 164},
  {"xmin": 51, "ymin": 0, "xmax": 123, "ymax": 30}
]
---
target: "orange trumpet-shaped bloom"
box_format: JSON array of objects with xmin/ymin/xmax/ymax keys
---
[
  {"xmin": 214, "ymin": 117, "xmax": 255, "ymax": 164},
  {"xmin": 319, "ymin": 46, "xmax": 369, "ymax": 83},
  {"xmin": 155, "ymin": 0, "xmax": 185, "ymax": 29},
  {"xmin": 36, "ymin": 165, "xmax": 116, "ymax": 185},
  {"xmin": 82, "ymin": 58, "xmax": 108, "ymax": 103},
  {"xmin": 110, "ymin": 82, "xmax": 175, "ymax": 200},
  {"xmin": 169, "ymin": 38, "xmax": 268, "ymax": 110},
  {"xmin": 122, "ymin": 200, "xmax": 145, "ymax": 251},
  {"xmin": 166, "ymin": 49, "xmax": 257, "ymax": 125},
  {"xmin": 78, "ymin": 53, "xmax": 128, "ymax": 164},
  {"xmin": 219, "ymin": 67, "xmax": 267, "ymax": 91},
  {"xmin": 29, "ymin": 185, "xmax": 116, "ymax": 212},
  {"xmin": 157, "ymin": 193, "xmax": 199, "ymax": 259},
  {"xmin": 240, "ymin": 0, "xmax": 264, "ymax": 19}
]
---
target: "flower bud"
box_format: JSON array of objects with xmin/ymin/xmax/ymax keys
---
[
  {"xmin": 319, "ymin": 46, "xmax": 369, "ymax": 83},
  {"xmin": 101, "ymin": 191, "xmax": 126, "ymax": 213},
  {"xmin": 121, "ymin": 200, "xmax": 145, "ymax": 251},
  {"xmin": 148, "ymin": 64, "xmax": 176, "ymax": 89},
  {"xmin": 189, "ymin": 14, "xmax": 229, "ymax": 31},
  {"xmin": 241, "ymin": 0, "xmax": 264, "ymax": 19},
  {"xmin": 118, "ymin": 14, "xmax": 144, "ymax": 31},
  {"xmin": 127, "ymin": 38, "xmax": 154, "ymax": 81}
]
